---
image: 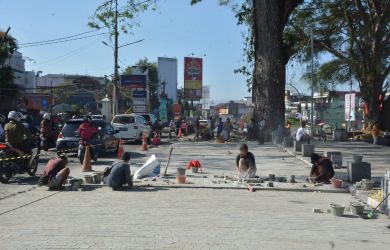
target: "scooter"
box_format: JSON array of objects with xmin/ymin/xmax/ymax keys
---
[
  {"xmin": 77, "ymin": 140, "xmax": 98, "ymax": 165},
  {"xmin": 0, "ymin": 139, "xmax": 39, "ymax": 183}
]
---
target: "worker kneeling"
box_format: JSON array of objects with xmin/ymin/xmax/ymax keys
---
[
  {"xmin": 39, "ymin": 155, "xmax": 70, "ymax": 189},
  {"xmin": 310, "ymin": 153, "xmax": 335, "ymax": 183},
  {"xmin": 103, "ymin": 152, "xmax": 133, "ymax": 190},
  {"xmin": 236, "ymin": 144, "xmax": 257, "ymax": 178}
]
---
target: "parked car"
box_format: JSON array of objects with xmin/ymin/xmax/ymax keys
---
[
  {"xmin": 111, "ymin": 114, "xmax": 151, "ymax": 142},
  {"xmin": 56, "ymin": 119, "xmax": 119, "ymax": 155}
]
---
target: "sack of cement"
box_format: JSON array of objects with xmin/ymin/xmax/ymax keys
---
[{"xmin": 134, "ymin": 154, "xmax": 161, "ymax": 179}]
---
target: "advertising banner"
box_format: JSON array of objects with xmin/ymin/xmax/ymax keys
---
[
  {"xmin": 121, "ymin": 75, "xmax": 146, "ymax": 89},
  {"xmin": 184, "ymin": 57, "xmax": 203, "ymax": 99},
  {"xmin": 133, "ymin": 105, "xmax": 147, "ymax": 113},
  {"xmin": 133, "ymin": 90, "xmax": 147, "ymax": 98},
  {"xmin": 345, "ymin": 93, "xmax": 356, "ymax": 121}
]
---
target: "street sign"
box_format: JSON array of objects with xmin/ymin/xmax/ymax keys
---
[
  {"xmin": 41, "ymin": 99, "xmax": 48, "ymax": 110},
  {"xmin": 133, "ymin": 98, "xmax": 147, "ymax": 105},
  {"xmin": 133, "ymin": 105, "xmax": 147, "ymax": 113},
  {"xmin": 121, "ymin": 75, "xmax": 146, "ymax": 88}
]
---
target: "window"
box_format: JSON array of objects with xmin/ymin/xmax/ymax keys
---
[{"xmin": 112, "ymin": 115, "xmax": 135, "ymax": 124}]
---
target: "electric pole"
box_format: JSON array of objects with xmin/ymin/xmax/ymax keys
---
[
  {"xmin": 310, "ymin": 28, "xmax": 315, "ymax": 132},
  {"xmin": 113, "ymin": 0, "xmax": 119, "ymax": 115}
]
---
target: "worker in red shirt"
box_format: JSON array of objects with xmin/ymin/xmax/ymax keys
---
[
  {"xmin": 39, "ymin": 155, "xmax": 70, "ymax": 189},
  {"xmin": 77, "ymin": 116, "xmax": 98, "ymax": 142}
]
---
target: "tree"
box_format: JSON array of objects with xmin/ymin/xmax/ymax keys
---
[
  {"xmin": 0, "ymin": 31, "xmax": 19, "ymax": 102},
  {"xmin": 286, "ymin": 0, "xmax": 390, "ymax": 125},
  {"xmin": 192, "ymin": 0, "xmax": 303, "ymax": 136}
]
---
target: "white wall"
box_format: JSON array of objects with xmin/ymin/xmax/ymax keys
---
[{"xmin": 158, "ymin": 57, "xmax": 178, "ymax": 102}]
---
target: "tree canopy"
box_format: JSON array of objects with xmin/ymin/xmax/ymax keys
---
[
  {"xmin": 0, "ymin": 31, "xmax": 19, "ymax": 99},
  {"xmin": 287, "ymin": 0, "xmax": 390, "ymax": 123}
]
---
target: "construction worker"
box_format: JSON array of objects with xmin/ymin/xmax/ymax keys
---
[
  {"xmin": 236, "ymin": 144, "xmax": 257, "ymax": 178},
  {"xmin": 39, "ymin": 155, "xmax": 70, "ymax": 189},
  {"xmin": 310, "ymin": 153, "xmax": 335, "ymax": 183},
  {"xmin": 4, "ymin": 111, "xmax": 33, "ymax": 154},
  {"xmin": 103, "ymin": 152, "xmax": 133, "ymax": 190}
]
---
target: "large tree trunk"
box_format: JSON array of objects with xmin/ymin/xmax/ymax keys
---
[{"xmin": 252, "ymin": 1, "xmax": 286, "ymax": 139}]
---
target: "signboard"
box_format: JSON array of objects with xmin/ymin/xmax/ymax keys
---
[
  {"xmin": 345, "ymin": 93, "xmax": 356, "ymax": 121},
  {"xmin": 219, "ymin": 108, "xmax": 229, "ymax": 115},
  {"xmin": 133, "ymin": 98, "xmax": 147, "ymax": 105},
  {"xmin": 172, "ymin": 103, "xmax": 182, "ymax": 115},
  {"xmin": 41, "ymin": 99, "xmax": 48, "ymax": 109},
  {"xmin": 184, "ymin": 57, "xmax": 203, "ymax": 99},
  {"xmin": 133, "ymin": 90, "xmax": 147, "ymax": 98},
  {"xmin": 159, "ymin": 99, "xmax": 168, "ymax": 123},
  {"xmin": 121, "ymin": 75, "xmax": 146, "ymax": 89},
  {"xmin": 133, "ymin": 105, "xmax": 147, "ymax": 113}
]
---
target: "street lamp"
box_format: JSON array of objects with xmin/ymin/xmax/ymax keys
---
[{"xmin": 101, "ymin": 38, "xmax": 144, "ymax": 115}]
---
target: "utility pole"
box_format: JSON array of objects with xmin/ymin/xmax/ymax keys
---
[
  {"xmin": 113, "ymin": 0, "xmax": 119, "ymax": 115},
  {"xmin": 310, "ymin": 28, "xmax": 315, "ymax": 133},
  {"xmin": 349, "ymin": 79, "xmax": 353, "ymax": 130},
  {"xmin": 50, "ymin": 79, "xmax": 53, "ymax": 113}
]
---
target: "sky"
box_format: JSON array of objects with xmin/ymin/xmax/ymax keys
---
[{"xmin": 0, "ymin": 0, "xmax": 354, "ymax": 102}]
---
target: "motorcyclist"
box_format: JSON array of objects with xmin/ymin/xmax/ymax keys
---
[
  {"xmin": 4, "ymin": 111, "xmax": 33, "ymax": 155},
  {"xmin": 77, "ymin": 116, "xmax": 99, "ymax": 157},
  {"xmin": 0, "ymin": 114, "xmax": 5, "ymax": 142},
  {"xmin": 22, "ymin": 115, "xmax": 39, "ymax": 135},
  {"xmin": 40, "ymin": 113, "xmax": 55, "ymax": 137}
]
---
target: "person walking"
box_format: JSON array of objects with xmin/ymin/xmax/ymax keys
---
[
  {"xmin": 103, "ymin": 152, "xmax": 133, "ymax": 190},
  {"xmin": 223, "ymin": 118, "xmax": 233, "ymax": 140}
]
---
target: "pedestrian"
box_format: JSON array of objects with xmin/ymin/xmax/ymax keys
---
[
  {"xmin": 103, "ymin": 152, "xmax": 133, "ymax": 190},
  {"xmin": 217, "ymin": 118, "xmax": 224, "ymax": 137},
  {"xmin": 168, "ymin": 120, "xmax": 175, "ymax": 139},
  {"xmin": 310, "ymin": 153, "xmax": 335, "ymax": 183},
  {"xmin": 195, "ymin": 117, "xmax": 201, "ymax": 141},
  {"xmin": 296, "ymin": 121, "xmax": 310, "ymax": 144},
  {"xmin": 285, "ymin": 121, "xmax": 291, "ymax": 137},
  {"xmin": 223, "ymin": 118, "xmax": 233, "ymax": 140},
  {"xmin": 372, "ymin": 122, "xmax": 380, "ymax": 145},
  {"xmin": 39, "ymin": 155, "xmax": 70, "ymax": 189}
]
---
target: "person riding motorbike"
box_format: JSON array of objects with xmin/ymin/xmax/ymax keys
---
[
  {"xmin": 40, "ymin": 113, "xmax": 56, "ymax": 136},
  {"xmin": 77, "ymin": 116, "xmax": 99, "ymax": 160},
  {"xmin": 4, "ymin": 111, "xmax": 34, "ymax": 155},
  {"xmin": 0, "ymin": 114, "xmax": 5, "ymax": 142},
  {"xmin": 22, "ymin": 115, "xmax": 40, "ymax": 135}
]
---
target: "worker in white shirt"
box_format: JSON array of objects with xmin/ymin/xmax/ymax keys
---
[{"xmin": 296, "ymin": 121, "xmax": 311, "ymax": 144}]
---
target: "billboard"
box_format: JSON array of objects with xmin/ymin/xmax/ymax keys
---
[
  {"xmin": 158, "ymin": 57, "xmax": 178, "ymax": 102},
  {"xmin": 345, "ymin": 93, "xmax": 356, "ymax": 121},
  {"xmin": 120, "ymin": 75, "xmax": 146, "ymax": 89},
  {"xmin": 184, "ymin": 57, "xmax": 202, "ymax": 99}
]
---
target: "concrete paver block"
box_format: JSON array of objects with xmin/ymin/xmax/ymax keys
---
[
  {"xmin": 347, "ymin": 161, "xmax": 371, "ymax": 183},
  {"xmin": 294, "ymin": 141, "xmax": 302, "ymax": 152},
  {"xmin": 302, "ymin": 144, "xmax": 314, "ymax": 157}
]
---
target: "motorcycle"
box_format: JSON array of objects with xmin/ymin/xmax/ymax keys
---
[
  {"xmin": 77, "ymin": 140, "xmax": 98, "ymax": 165},
  {"xmin": 0, "ymin": 139, "xmax": 39, "ymax": 183},
  {"xmin": 40, "ymin": 132, "xmax": 57, "ymax": 151}
]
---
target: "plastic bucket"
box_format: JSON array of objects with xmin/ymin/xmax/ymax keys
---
[
  {"xmin": 330, "ymin": 205, "xmax": 345, "ymax": 217},
  {"xmin": 191, "ymin": 167, "xmax": 199, "ymax": 173},
  {"xmin": 71, "ymin": 180, "xmax": 82, "ymax": 191},
  {"xmin": 176, "ymin": 175, "xmax": 186, "ymax": 184},
  {"xmin": 350, "ymin": 204, "xmax": 365, "ymax": 215},
  {"xmin": 352, "ymin": 154, "xmax": 363, "ymax": 164},
  {"xmin": 331, "ymin": 179, "xmax": 343, "ymax": 188},
  {"xmin": 177, "ymin": 168, "xmax": 186, "ymax": 176}
]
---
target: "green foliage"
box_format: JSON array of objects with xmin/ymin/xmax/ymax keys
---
[
  {"xmin": 89, "ymin": 0, "xmax": 157, "ymax": 34},
  {"xmin": 0, "ymin": 32, "xmax": 18, "ymax": 98},
  {"xmin": 287, "ymin": 0, "xmax": 390, "ymax": 120}
]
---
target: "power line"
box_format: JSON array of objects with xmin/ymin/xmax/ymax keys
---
[
  {"xmin": 19, "ymin": 30, "xmax": 101, "ymax": 46},
  {"xmin": 19, "ymin": 32, "xmax": 108, "ymax": 48}
]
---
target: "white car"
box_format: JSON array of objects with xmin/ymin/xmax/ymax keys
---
[{"xmin": 111, "ymin": 114, "xmax": 151, "ymax": 142}]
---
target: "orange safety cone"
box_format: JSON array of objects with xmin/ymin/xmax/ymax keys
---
[
  {"xmin": 141, "ymin": 134, "xmax": 148, "ymax": 151},
  {"xmin": 117, "ymin": 139, "xmax": 124, "ymax": 159},
  {"xmin": 81, "ymin": 146, "xmax": 93, "ymax": 172},
  {"xmin": 178, "ymin": 127, "xmax": 183, "ymax": 138}
]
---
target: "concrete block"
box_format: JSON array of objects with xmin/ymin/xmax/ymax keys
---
[
  {"xmin": 326, "ymin": 151, "xmax": 341, "ymax": 158},
  {"xmin": 302, "ymin": 144, "xmax": 315, "ymax": 157},
  {"xmin": 347, "ymin": 162, "xmax": 371, "ymax": 183},
  {"xmin": 294, "ymin": 141, "xmax": 302, "ymax": 152},
  {"xmin": 283, "ymin": 137, "xmax": 293, "ymax": 147},
  {"xmin": 331, "ymin": 154, "xmax": 343, "ymax": 168}
]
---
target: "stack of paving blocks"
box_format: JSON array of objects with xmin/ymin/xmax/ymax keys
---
[
  {"xmin": 326, "ymin": 151, "xmax": 342, "ymax": 168},
  {"xmin": 347, "ymin": 161, "xmax": 371, "ymax": 183},
  {"xmin": 302, "ymin": 144, "xmax": 315, "ymax": 157},
  {"xmin": 294, "ymin": 141, "xmax": 302, "ymax": 152},
  {"xmin": 283, "ymin": 137, "xmax": 293, "ymax": 147}
]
